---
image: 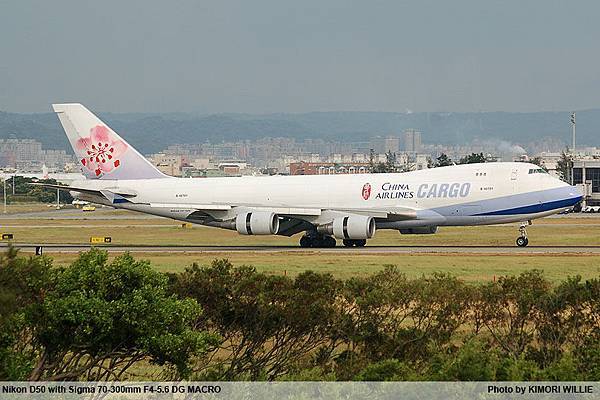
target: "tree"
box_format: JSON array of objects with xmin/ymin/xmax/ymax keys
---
[
  {"xmin": 172, "ymin": 260, "xmax": 342, "ymax": 380},
  {"xmin": 459, "ymin": 153, "xmax": 486, "ymax": 164},
  {"xmin": 0, "ymin": 246, "xmax": 53, "ymax": 380},
  {"xmin": 368, "ymin": 149, "xmax": 376, "ymax": 172},
  {"xmin": 529, "ymin": 157, "xmax": 548, "ymax": 171},
  {"xmin": 1, "ymin": 176, "xmax": 73, "ymax": 204},
  {"xmin": 479, "ymin": 270, "xmax": 550, "ymax": 359},
  {"xmin": 434, "ymin": 153, "xmax": 453, "ymax": 167},
  {"xmin": 556, "ymin": 151, "xmax": 573, "ymax": 183},
  {"xmin": 354, "ymin": 359, "xmax": 418, "ymax": 381},
  {"xmin": 26, "ymin": 249, "xmax": 217, "ymax": 380},
  {"xmin": 526, "ymin": 276, "xmax": 598, "ymax": 367},
  {"xmin": 340, "ymin": 267, "xmax": 471, "ymax": 366},
  {"xmin": 427, "ymin": 339, "xmax": 499, "ymax": 381},
  {"xmin": 371, "ymin": 151, "xmax": 397, "ymax": 173}
]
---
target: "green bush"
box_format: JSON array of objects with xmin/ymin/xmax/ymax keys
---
[
  {"xmin": 354, "ymin": 359, "xmax": 418, "ymax": 381},
  {"xmin": 1, "ymin": 248, "xmax": 217, "ymax": 381},
  {"xmin": 2, "ymin": 248, "xmax": 599, "ymax": 382},
  {"xmin": 427, "ymin": 340, "xmax": 498, "ymax": 381}
]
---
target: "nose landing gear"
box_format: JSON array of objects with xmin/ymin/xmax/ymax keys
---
[{"xmin": 516, "ymin": 221, "xmax": 531, "ymax": 247}]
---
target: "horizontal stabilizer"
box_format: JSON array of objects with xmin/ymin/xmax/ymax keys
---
[{"xmin": 29, "ymin": 183, "xmax": 137, "ymax": 203}]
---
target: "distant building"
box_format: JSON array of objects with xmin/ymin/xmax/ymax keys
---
[
  {"xmin": 403, "ymin": 129, "xmax": 422, "ymax": 153},
  {"xmin": 181, "ymin": 167, "xmax": 229, "ymax": 178},
  {"xmin": 384, "ymin": 136, "xmax": 400, "ymax": 153},
  {"xmin": 218, "ymin": 160, "xmax": 248, "ymax": 176},
  {"xmin": 535, "ymin": 152, "xmax": 562, "ymax": 177},
  {"xmin": 0, "ymin": 139, "xmax": 74, "ymax": 171},
  {"xmin": 572, "ymin": 159, "xmax": 600, "ymax": 206},
  {"xmin": 42, "ymin": 149, "xmax": 73, "ymax": 170},
  {"xmin": 150, "ymin": 153, "xmax": 188, "ymax": 176},
  {"xmin": 289, "ymin": 161, "xmax": 370, "ymax": 175},
  {"xmin": 415, "ymin": 154, "xmax": 430, "ymax": 170},
  {"xmin": 368, "ymin": 136, "xmax": 385, "ymax": 153},
  {"xmin": 190, "ymin": 157, "xmax": 211, "ymax": 169},
  {"xmin": 0, "ymin": 139, "xmax": 42, "ymax": 166}
]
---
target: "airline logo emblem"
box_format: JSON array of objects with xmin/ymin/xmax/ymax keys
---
[
  {"xmin": 362, "ymin": 183, "xmax": 372, "ymax": 200},
  {"xmin": 76, "ymin": 125, "xmax": 128, "ymax": 177}
]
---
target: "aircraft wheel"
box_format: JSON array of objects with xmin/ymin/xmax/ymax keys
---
[
  {"xmin": 516, "ymin": 237, "xmax": 529, "ymax": 247},
  {"xmin": 300, "ymin": 236, "xmax": 312, "ymax": 248},
  {"xmin": 342, "ymin": 239, "xmax": 367, "ymax": 247},
  {"xmin": 324, "ymin": 236, "xmax": 337, "ymax": 248}
]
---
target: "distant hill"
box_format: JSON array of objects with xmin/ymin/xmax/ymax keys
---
[{"xmin": 0, "ymin": 109, "xmax": 598, "ymax": 154}]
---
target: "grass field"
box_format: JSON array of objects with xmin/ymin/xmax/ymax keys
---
[
  {"xmin": 42, "ymin": 252, "xmax": 600, "ymax": 283},
  {"xmin": 3, "ymin": 218, "xmax": 600, "ymax": 247},
  {"xmin": 2, "ymin": 204, "xmax": 600, "ymax": 283}
]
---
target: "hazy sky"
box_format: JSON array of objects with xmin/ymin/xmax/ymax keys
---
[{"xmin": 1, "ymin": 0, "xmax": 599, "ymax": 113}]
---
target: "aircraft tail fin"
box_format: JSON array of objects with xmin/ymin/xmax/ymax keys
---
[{"xmin": 52, "ymin": 103, "xmax": 166, "ymax": 180}]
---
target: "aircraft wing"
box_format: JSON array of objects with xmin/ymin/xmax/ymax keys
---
[
  {"xmin": 176, "ymin": 205, "xmax": 417, "ymax": 220},
  {"xmin": 328, "ymin": 206, "xmax": 418, "ymax": 220}
]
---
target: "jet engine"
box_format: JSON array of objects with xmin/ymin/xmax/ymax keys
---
[
  {"xmin": 235, "ymin": 211, "xmax": 280, "ymax": 235},
  {"xmin": 399, "ymin": 226, "xmax": 438, "ymax": 234},
  {"xmin": 319, "ymin": 215, "xmax": 376, "ymax": 239}
]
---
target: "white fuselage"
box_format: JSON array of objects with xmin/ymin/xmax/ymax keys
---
[{"xmin": 71, "ymin": 162, "xmax": 582, "ymax": 232}]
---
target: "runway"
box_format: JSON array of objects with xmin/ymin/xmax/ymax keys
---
[{"xmin": 3, "ymin": 243, "xmax": 600, "ymax": 254}]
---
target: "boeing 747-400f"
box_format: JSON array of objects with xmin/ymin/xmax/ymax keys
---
[{"xmin": 41, "ymin": 103, "xmax": 583, "ymax": 248}]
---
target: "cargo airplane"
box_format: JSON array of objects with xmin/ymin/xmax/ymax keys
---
[{"xmin": 42, "ymin": 104, "xmax": 583, "ymax": 248}]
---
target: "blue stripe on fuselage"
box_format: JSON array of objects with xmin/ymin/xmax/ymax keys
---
[
  {"xmin": 431, "ymin": 186, "xmax": 582, "ymax": 217},
  {"xmin": 475, "ymin": 196, "xmax": 582, "ymax": 216}
]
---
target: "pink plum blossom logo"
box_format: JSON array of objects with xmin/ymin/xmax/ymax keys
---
[
  {"xmin": 362, "ymin": 183, "xmax": 371, "ymax": 200},
  {"xmin": 76, "ymin": 125, "xmax": 128, "ymax": 177}
]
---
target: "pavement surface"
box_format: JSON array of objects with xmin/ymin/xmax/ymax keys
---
[{"xmin": 3, "ymin": 243, "xmax": 600, "ymax": 254}]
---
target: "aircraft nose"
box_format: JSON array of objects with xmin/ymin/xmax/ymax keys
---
[{"xmin": 565, "ymin": 185, "xmax": 584, "ymax": 205}]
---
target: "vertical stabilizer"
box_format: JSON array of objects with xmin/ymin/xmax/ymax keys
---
[{"xmin": 52, "ymin": 103, "xmax": 166, "ymax": 180}]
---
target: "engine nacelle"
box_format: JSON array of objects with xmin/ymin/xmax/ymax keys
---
[
  {"xmin": 235, "ymin": 211, "xmax": 279, "ymax": 235},
  {"xmin": 330, "ymin": 215, "xmax": 376, "ymax": 240},
  {"xmin": 399, "ymin": 226, "xmax": 438, "ymax": 235}
]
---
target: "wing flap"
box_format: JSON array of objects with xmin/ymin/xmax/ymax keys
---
[
  {"xmin": 150, "ymin": 203, "xmax": 232, "ymax": 210},
  {"xmin": 149, "ymin": 204, "xmax": 322, "ymax": 215}
]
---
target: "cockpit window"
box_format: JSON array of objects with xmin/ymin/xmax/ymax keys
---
[{"xmin": 528, "ymin": 168, "xmax": 547, "ymax": 174}]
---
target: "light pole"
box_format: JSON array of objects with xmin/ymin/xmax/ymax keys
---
[{"xmin": 571, "ymin": 112, "xmax": 576, "ymax": 153}]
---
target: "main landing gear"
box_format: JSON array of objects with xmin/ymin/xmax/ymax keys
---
[
  {"xmin": 343, "ymin": 239, "xmax": 367, "ymax": 247},
  {"xmin": 298, "ymin": 234, "xmax": 368, "ymax": 248},
  {"xmin": 299, "ymin": 234, "xmax": 337, "ymax": 248},
  {"xmin": 516, "ymin": 221, "xmax": 531, "ymax": 247}
]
